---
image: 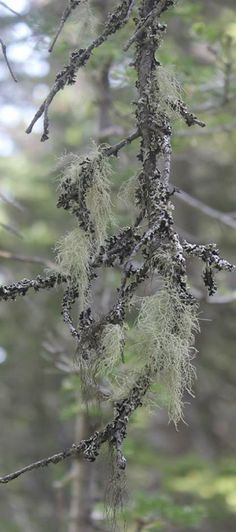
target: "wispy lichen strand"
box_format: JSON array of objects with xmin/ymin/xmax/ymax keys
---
[
  {"xmin": 55, "ymin": 227, "xmax": 91, "ymax": 310},
  {"xmin": 57, "ymin": 148, "xmax": 113, "ymax": 244},
  {"xmin": 136, "ymin": 287, "xmax": 199, "ymax": 424}
]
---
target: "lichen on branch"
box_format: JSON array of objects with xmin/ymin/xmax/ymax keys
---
[{"xmin": 0, "ymin": 0, "xmax": 234, "ymax": 498}]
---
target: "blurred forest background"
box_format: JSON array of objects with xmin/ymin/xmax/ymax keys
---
[{"xmin": 0, "ymin": 0, "xmax": 236, "ymax": 531}]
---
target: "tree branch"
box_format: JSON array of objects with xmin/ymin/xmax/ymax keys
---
[
  {"xmin": 0, "ymin": 273, "xmax": 67, "ymax": 301},
  {"xmin": 49, "ymin": 1, "xmax": 82, "ymax": 53},
  {"xmin": 169, "ymin": 99, "xmax": 205, "ymax": 128},
  {"xmin": 0, "ymin": 38, "xmax": 17, "ymax": 82},
  {"xmin": 104, "ymin": 129, "xmax": 140, "ymax": 156},
  {"xmin": 26, "ymin": 0, "xmax": 136, "ymax": 140},
  {"xmin": 124, "ymin": 0, "xmax": 170, "ymax": 51},
  {"xmin": 0, "ymin": 1, "xmax": 20, "ymax": 16},
  {"xmin": 176, "ymin": 190, "xmax": 236, "ymax": 231},
  {"xmin": 0, "ymin": 367, "xmax": 152, "ymax": 484},
  {"xmin": 0, "ymin": 224, "xmax": 22, "ymax": 238},
  {"xmin": 0, "ymin": 250, "xmax": 54, "ymax": 268}
]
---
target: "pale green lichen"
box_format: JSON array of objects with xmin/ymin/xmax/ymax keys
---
[
  {"xmin": 117, "ymin": 173, "xmax": 139, "ymax": 218},
  {"xmin": 135, "ymin": 285, "xmax": 199, "ymax": 425},
  {"xmin": 85, "ymin": 153, "xmax": 113, "ymax": 246},
  {"xmin": 58, "ymin": 145, "xmax": 113, "ymax": 248},
  {"xmin": 155, "ymin": 65, "xmax": 182, "ymax": 118},
  {"xmin": 55, "ymin": 226, "xmax": 92, "ymax": 310},
  {"xmin": 97, "ymin": 324, "xmax": 124, "ymax": 375},
  {"xmin": 73, "ymin": 0, "xmax": 96, "ymax": 42},
  {"xmin": 75, "ymin": 324, "xmax": 125, "ymax": 402}
]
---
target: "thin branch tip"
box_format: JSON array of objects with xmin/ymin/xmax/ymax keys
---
[{"xmin": 0, "ymin": 38, "xmax": 18, "ymax": 82}]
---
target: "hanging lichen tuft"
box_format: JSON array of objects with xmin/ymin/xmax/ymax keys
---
[
  {"xmin": 85, "ymin": 151, "xmax": 113, "ymax": 246},
  {"xmin": 96, "ymin": 324, "xmax": 125, "ymax": 376},
  {"xmin": 117, "ymin": 173, "xmax": 139, "ymax": 220},
  {"xmin": 135, "ymin": 284, "xmax": 199, "ymax": 425},
  {"xmin": 155, "ymin": 65, "xmax": 182, "ymax": 118},
  {"xmin": 57, "ymin": 145, "xmax": 113, "ymax": 248},
  {"xmin": 55, "ymin": 226, "xmax": 92, "ymax": 310},
  {"xmin": 54, "ymin": 145, "xmax": 113, "ymax": 311}
]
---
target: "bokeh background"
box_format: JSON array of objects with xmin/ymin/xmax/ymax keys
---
[{"xmin": 0, "ymin": 1, "xmax": 236, "ymax": 530}]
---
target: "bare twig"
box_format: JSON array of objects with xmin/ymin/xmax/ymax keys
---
[
  {"xmin": 0, "ymin": 223, "xmax": 22, "ymax": 238},
  {"xmin": 26, "ymin": 0, "xmax": 136, "ymax": 140},
  {"xmin": 0, "ymin": 191, "xmax": 24, "ymax": 211},
  {"xmin": 0, "ymin": 446, "xmax": 80, "ymax": 484},
  {"xmin": 0, "ymin": 38, "xmax": 17, "ymax": 82},
  {"xmin": 0, "ymin": 1, "xmax": 20, "ymax": 16},
  {"xmin": 49, "ymin": 1, "xmax": 82, "ymax": 53},
  {"xmin": 175, "ymin": 120, "xmax": 236, "ymax": 138},
  {"xmin": 176, "ymin": 190, "xmax": 236, "ymax": 231},
  {"xmin": 0, "ymin": 250, "xmax": 54, "ymax": 269},
  {"xmin": 104, "ymin": 129, "xmax": 140, "ymax": 156}
]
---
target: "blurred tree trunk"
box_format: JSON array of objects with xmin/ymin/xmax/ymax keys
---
[
  {"xmin": 68, "ymin": 2, "xmax": 114, "ymax": 530},
  {"xmin": 68, "ymin": 413, "xmax": 96, "ymax": 532}
]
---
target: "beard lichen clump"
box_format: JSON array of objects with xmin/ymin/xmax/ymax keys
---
[
  {"xmin": 55, "ymin": 146, "xmax": 113, "ymax": 310},
  {"xmin": 97, "ymin": 324, "xmax": 125, "ymax": 376},
  {"xmin": 136, "ymin": 285, "xmax": 199, "ymax": 425},
  {"xmin": 57, "ymin": 146, "xmax": 113, "ymax": 247},
  {"xmin": 55, "ymin": 226, "xmax": 92, "ymax": 309},
  {"xmin": 85, "ymin": 151, "xmax": 113, "ymax": 246},
  {"xmin": 155, "ymin": 65, "xmax": 182, "ymax": 118},
  {"xmin": 117, "ymin": 173, "xmax": 139, "ymax": 219},
  {"xmin": 91, "ymin": 324, "xmax": 126, "ymax": 398}
]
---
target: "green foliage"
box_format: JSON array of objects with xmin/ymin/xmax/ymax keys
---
[{"xmin": 124, "ymin": 492, "xmax": 205, "ymax": 530}]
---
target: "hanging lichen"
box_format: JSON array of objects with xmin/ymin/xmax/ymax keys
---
[
  {"xmin": 135, "ymin": 284, "xmax": 199, "ymax": 425},
  {"xmin": 85, "ymin": 152, "xmax": 113, "ymax": 246},
  {"xmin": 155, "ymin": 65, "xmax": 183, "ymax": 118},
  {"xmin": 57, "ymin": 145, "xmax": 113, "ymax": 248},
  {"xmin": 96, "ymin": 324, "xmax": 125, "ymax": 376},
  {"xmin": 117, "ymin": 173, "xmax": 139, "ymax": 220},
  {"xmin": 73, "ymin": 0, "xmax": 96, "ymax": 43},
  {"xmin": 88, "ymin": 323, "xmax": 129, "ymax": 400},
  {"xmin": 55, "ymin": 226, "xmax": 92, "ymax": 310}
]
